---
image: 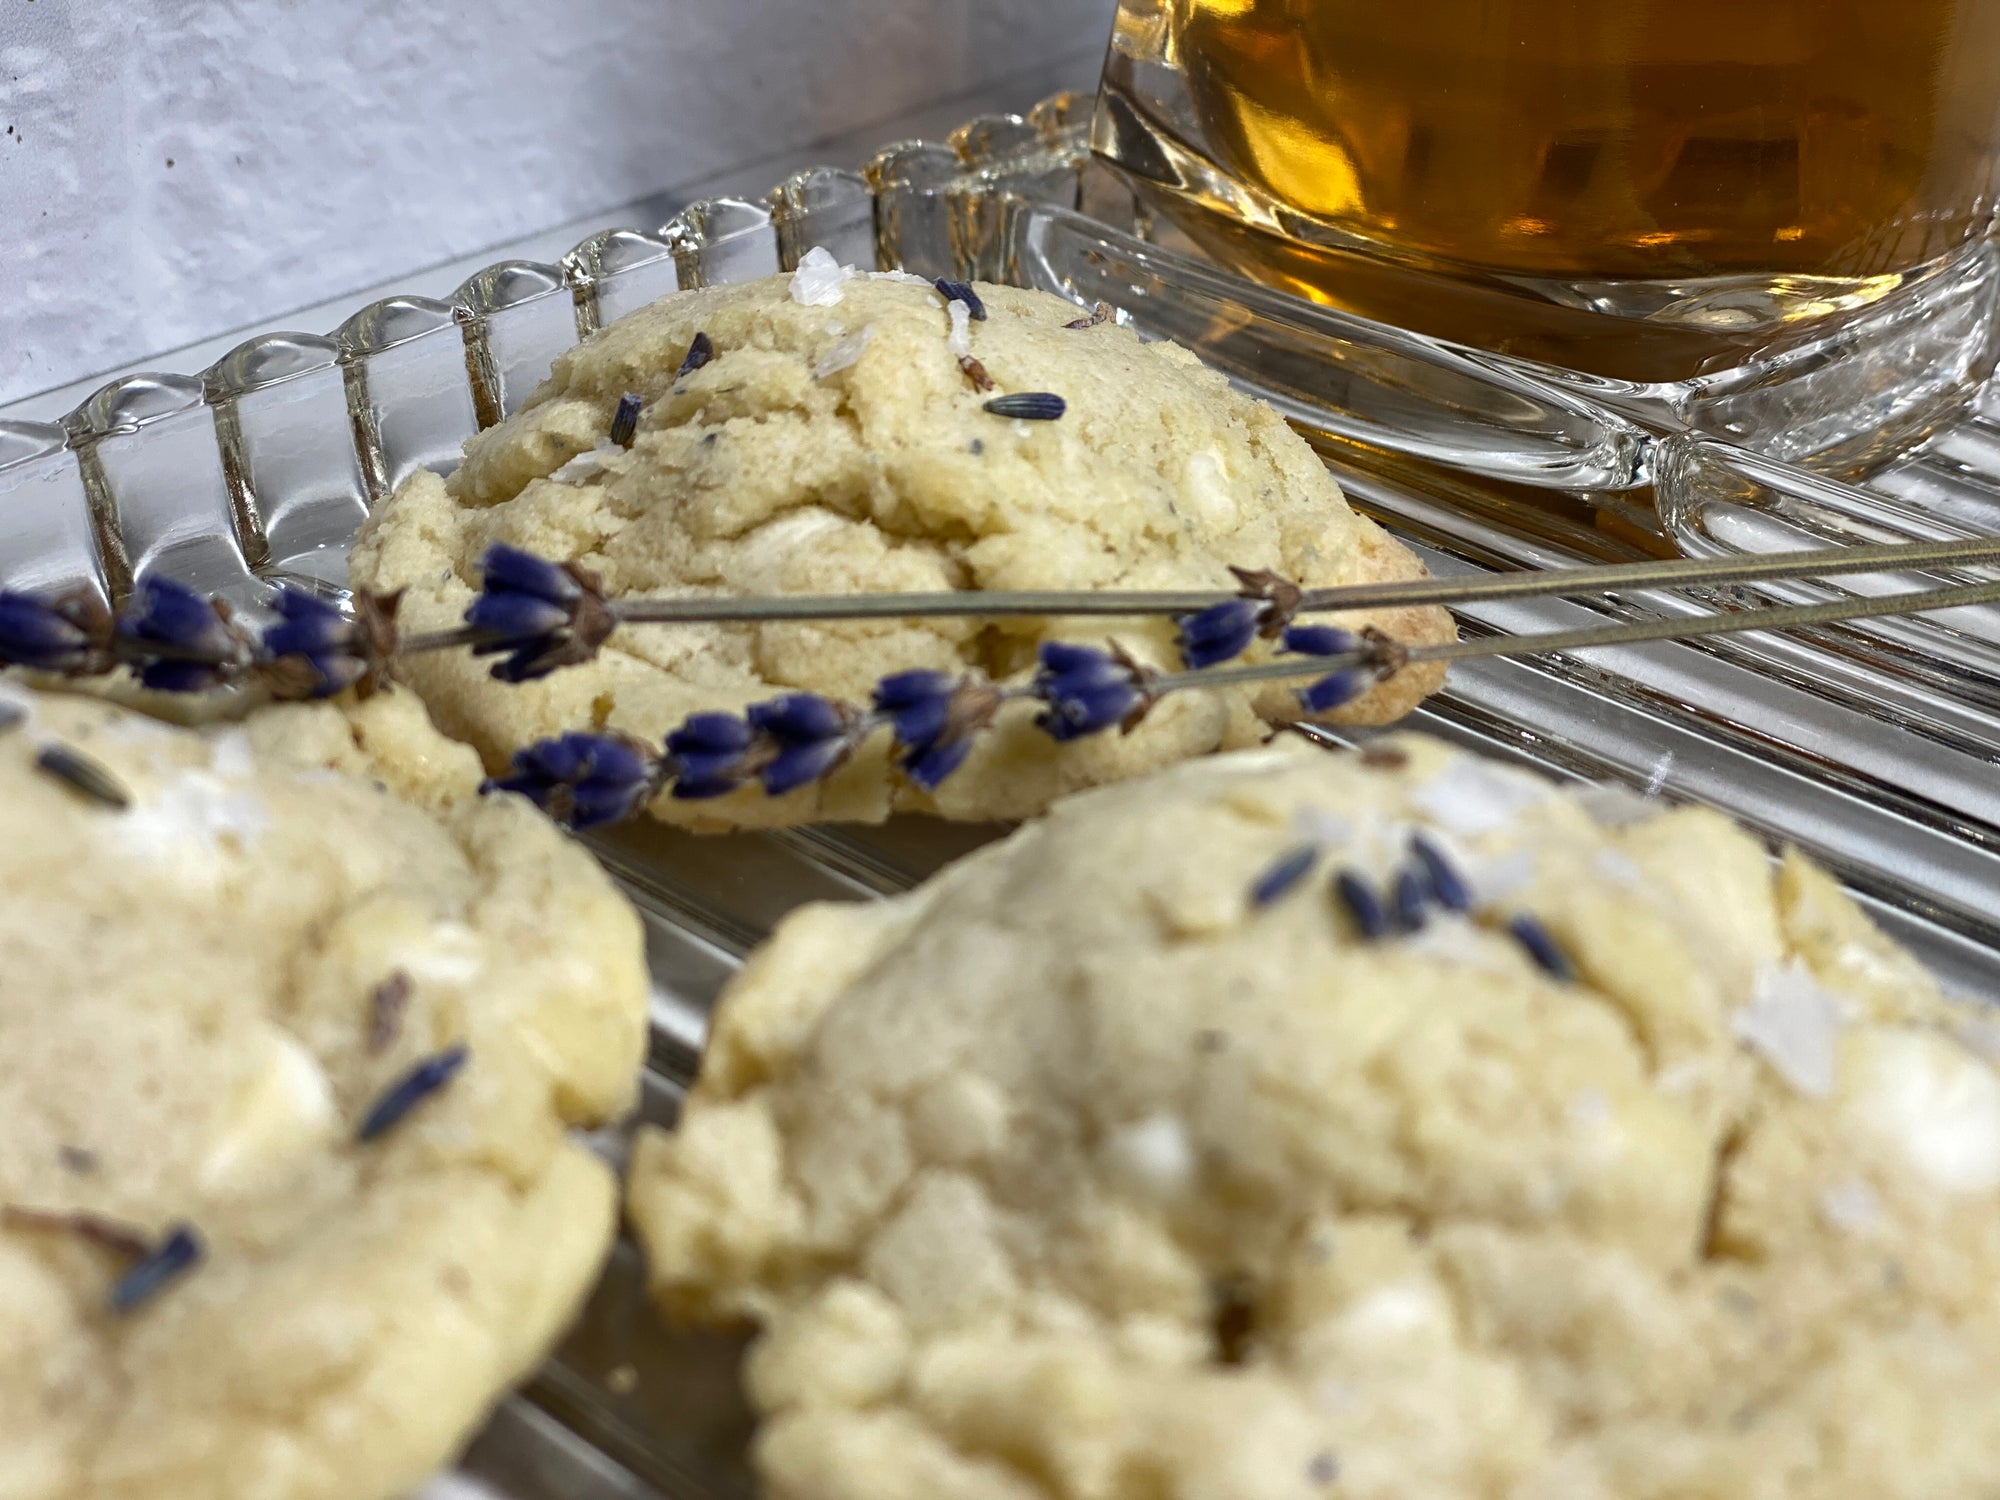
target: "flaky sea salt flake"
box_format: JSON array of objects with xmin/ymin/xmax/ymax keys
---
[
  {"xmin": 1410, "ymin": 757, "xmax": 1555, "ymax": 837},
  {"xmin": 1574, "ymin": 782, "xmax": 1660, "ymax": 828},
  {"xmin": 1103, "ymin": 1113, "xmax": 1197, "ymax": 1199},
  {"xmin": 1732, "ymin": 960, "xmax": 1843, "ymax": 1098},
  {"xmin": 789, "ymin": 246, "xmax": 853, "ymax": 306},
  {"xmin": 813, "ymin": 325, "xmax": 873, "ymax": 379},
  {"xmin": 550, "ymin": 438, "xmax": 622, "ymax": 483},
  {"xmin": 1819, "ymin": 1177, "xmax": 1882, "ymax": 1234}
]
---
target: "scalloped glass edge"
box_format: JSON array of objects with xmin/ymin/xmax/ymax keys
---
[{"xmin": 5, "ymin": 84, "xmax": 1998, "ymax": 627}]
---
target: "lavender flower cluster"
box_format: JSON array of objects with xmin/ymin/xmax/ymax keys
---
[
  {"xmin": 0, "ymin": 527, "xmax": 1397, "ymax": 837},
  {"xmin": 0, "ymin": 574, "xmax": 396, "ymax": 702},
  {"xmin": 473, "ymin": 544, "xmax": 1394, "ymax": 830}
]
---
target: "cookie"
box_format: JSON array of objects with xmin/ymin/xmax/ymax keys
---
[
  {"xmin": 350, "ymin": 266, "xmax": 1452, "ymax": 829},
  {"xmin": 0, "ymin": 685, "xmax": 649, "ymax": 1500},
  {"xmin": 627, "ymin": 735, "xmax": 2000, "ymax": 1500}
]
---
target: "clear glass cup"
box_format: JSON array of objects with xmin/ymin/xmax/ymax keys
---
[{"xmin": 1095, "ymin": 0, "xmax": 2000, "ymax": 464}]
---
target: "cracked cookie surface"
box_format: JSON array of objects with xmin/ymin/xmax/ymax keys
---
[
  {"xmin": 350, "ymin": 270, "xmax": 1452, "ymax": 829},
  {"xmin": 0, "ymin": 686, "xmax": 648, "ymax": 1500},
  {"xmin": 628, "ymin": 736, "xmax": 2000, "ymax": 1500}
]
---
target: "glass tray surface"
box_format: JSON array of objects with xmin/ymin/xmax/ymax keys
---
[{"xmin": 7, "ymin": 91, "xmax": 2000, "ymax": 1500}]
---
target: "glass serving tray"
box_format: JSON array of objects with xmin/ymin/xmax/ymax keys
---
[{"xmin": 8, "ymin": 91, "xmax": 2000, "ymax": 1500}]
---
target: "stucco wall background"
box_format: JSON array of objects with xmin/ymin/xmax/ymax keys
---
[{"xmin": 0, "ymin": 0, "xmax": 1113, "ymax": 408}]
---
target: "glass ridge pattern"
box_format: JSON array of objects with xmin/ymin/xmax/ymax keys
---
[{"xmin": 6, "ymin": 91, "xmax": 2000, "ymax": 1500}]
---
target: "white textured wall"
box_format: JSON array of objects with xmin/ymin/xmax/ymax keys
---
[{"xmin": 0, "ymin": 0, "xmax": 1112, "ymax": 406}]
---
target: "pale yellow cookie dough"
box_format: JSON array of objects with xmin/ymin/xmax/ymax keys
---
[
  {"xmin": 350, "ymin": 268, "xmax": 1452, "ymax": 830},
  {"xmin": 0, "ymin": 685, "xmax": 649, "ymax": 1500},
  {"xmin": 628, "ymin": 735, "xmax": 2000, "ymax": 1500}
]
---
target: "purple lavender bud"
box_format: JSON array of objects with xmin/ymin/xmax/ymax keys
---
[
  {"xmin": 1409, "ymin": 833, "xmax": 1473, "ymax": 913},
  {"xmin": 873, "ymin": 671, "xmax": 1001, "ymax": 792},
  {"xmin": 1297, "ymin": 670, "xmax": 1366, "ymax": 715},
  {"xmin": 1508, "ymin": 914, "xmax": 1575, "ymax": 982},
  {"xmin": 1175, "ymin": 598, "xmax": 1262, "ymax": 670},
  {"xmin": 356, "ymin": 1044, "xmax": 470, "ymax": 1142},
  {"xmin": 478, "ymin": 542, "xmax": 581, "ymax": 604},
  {"xmin": 108, "ymin": 1223, "xmax": 203, "ymax": 1314},
  {"xmin": 1038, "ymin": 641, "xmax": 1112, "ymax": 676},
  {"xmin": 1249, "ymin": 844, "xmax": 1319, "ymax": 908},
  {"xmin": 665, "ymin": 711, "xmax": 757, "ymax": 799},
  {"xmin": 120, "ymin": 576, "xmax": 234, "ymax": 656},
  {"xmin": 465, "ymin": 590, "xmax": 574, "ymax": 642},
  {"xmin": 1333, "ymin": 869, "xmax": 1390, "ymax": 940},
  {"xmin": 676, "ymin": 331, "xmax": 715, "ymax": 379},
  {"xmin": 0, "ymin": 591, "xmax": 98, "ymax": 672},
  {"xmin": 872, "ymin": 669, "xmax": 957, "ymax": 748},
  {"xmin": 138, "ymin": 659, "xmax": 233, "ymax": 694},
  {"xmin": 1032, "ymin": 641, "xmax": 1143, "ymax": 742},
  {"xmin": 900, "ymin": 734, "xmax": 976, "ymax": 791},
  {"xmin": 1281, "ymin": 624, "xmax": 1361, "ymax": 658},
  {"xmin": 667, "ymin": 712, "xmax": 754, "ymax": 756},
  {"xmin": 934, "ymin": 278, "xmax": 988, "ymax": 320},
  {"xmin": 260, "ymin": 589, "xmax": 370, "ymax": 699},
  {"xmin": 983, "ymin": 392, "xmax": 1066, "ymax": 421},
  {"xmin": 761, "ymin": 739, "xmax": 852, "ymax": 796},
  {"xmin": 262, "ymin": 589, "xmax": 349, "ymax": 656},
  {"xmin": 745, "ymin": 693, "xmax": 862, "ymax": 796},
  {"xmin": 483, "ymin": 730, "xmax": 659, "ymax": 830},
  {"xmin": 609, "ymin": 392, "xmax": 643, "ymax": 448},
  {"xmin": 1391, "ymin": 868, "xmax": 1430, "ymax": 932},
  {"xmin": 466, "ymin": 542, "xmax": 615, "ymax": 683},
  {"xmin": 747, "ymin": 693, "xmax": 851, "ymax": 743},
  {"xmin": 118, "ymin": 576, "xmax": 242, "ymax": 692}
]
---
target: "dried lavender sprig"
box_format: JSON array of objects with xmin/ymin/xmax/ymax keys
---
[
  {"xmin": 479, "ymin": 570, "xmax": 2000, "ymax": 832},
  {"xmin": 401, "ymin": 532, "xmax": 2000, "ymax": 643}
]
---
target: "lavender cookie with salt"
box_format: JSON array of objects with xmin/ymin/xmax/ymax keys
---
[
  {"xmin": 350, "ymin": 261, "xmax": 1452, "ymax": 829},
  {"xmin": 0, "ymin": 687, "xmax": 648, "ymax": 1500},
  {"xmin": 629, "ymin": 735, "xmax": 2000, "ymax": 1500}
]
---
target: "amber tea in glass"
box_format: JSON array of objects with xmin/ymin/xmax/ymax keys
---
[{"xmin": 1096, "ymin": 0, "xmax": 2000, "ymax": 404}]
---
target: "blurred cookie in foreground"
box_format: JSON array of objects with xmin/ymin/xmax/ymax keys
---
[
  {"xmin": 0, "ymin": 686, "xmax": 648, "ymax": 1500},
  {"xmin": 351, "ymin": 261, "xmax": 1452, "ymax": 829},
  {"xmin": 629, "ymin": 734, "xmax": 2000, "ymax": 1500}
]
